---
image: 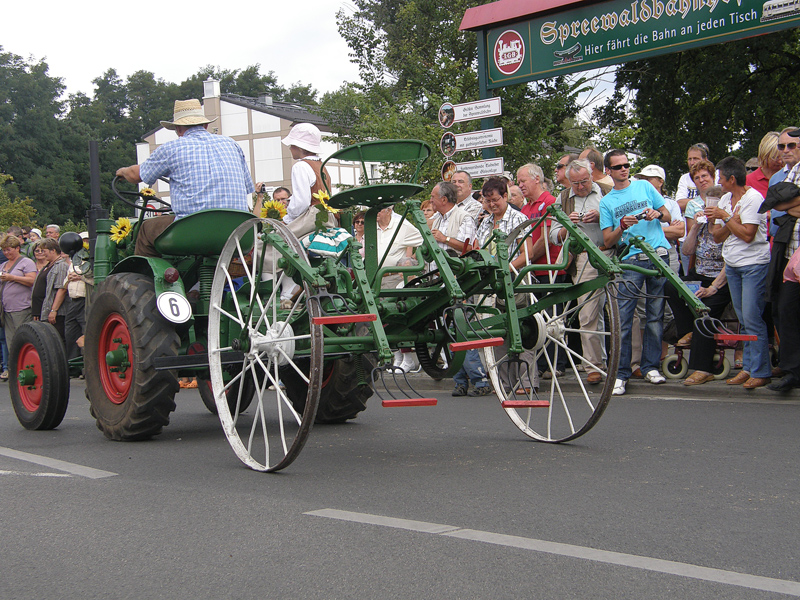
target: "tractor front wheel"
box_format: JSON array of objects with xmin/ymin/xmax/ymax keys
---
[
  {"xmin": 9, "ymin": 321, "xmax": 70, "ymax": 430},
  {"xmin": 84, "ymin": 273, "xmax": 180, "ymax": 440}
]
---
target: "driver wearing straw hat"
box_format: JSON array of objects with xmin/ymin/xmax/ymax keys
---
[{"xmin": 116, "ymin": 98, "xmax": 255, "ymax": 257}]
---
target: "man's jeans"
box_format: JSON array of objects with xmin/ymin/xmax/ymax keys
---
[
  {"xmin": 617, "ymin": 256, "xmax": 666, "ymax": 380},
  {"xmin": 454, "ymin": 348, "xmax": 489, "ymax": 389},
  {"xmin": 726, "ymin": 262, "xmax": 771, "ymax": 378}
]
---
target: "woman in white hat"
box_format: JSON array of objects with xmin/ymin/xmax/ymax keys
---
[
  {"xmin": 280, "ymin": 123, "xmax": 334, "ymax": 228},
  {"xmin": 274, "ymin": 123, "xmax": 336, "ymax": 307}
]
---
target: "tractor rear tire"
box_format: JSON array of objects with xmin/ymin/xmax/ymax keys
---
[
  {"xmin": 283, "ymin": 353, "xmax": 375, "ymax": 424},
  {"xmin": 9, "ymin": 321, "xmax": 70, "ymax": 430},
  {"xmin": 84, "ymin": 273, "xmax": 180, "ymax": 441},
  {"xmin": 198, "ymin": 370, "xmax": 256, "ymax": 415}
]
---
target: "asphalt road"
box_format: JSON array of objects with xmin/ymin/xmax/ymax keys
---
[{"xmin": 2, "ymin": 379, "xmax": 799, "ymax": 599}]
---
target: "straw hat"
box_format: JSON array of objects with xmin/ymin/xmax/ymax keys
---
[
  {"xmin": 281, "ymin": 123, "xmax": 322, "ymax": 154},
  {"xmin": 160, "ymin": 99, "xmax": 217, "ymax": 130}
]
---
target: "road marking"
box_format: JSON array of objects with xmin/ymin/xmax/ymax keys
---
[
  {"xmin": 307, "ymin": 508, "xmax": 800, "ymax": 597},
  {"xmin": 0, "ymin": 470, "xmax": 72, "ymax": 478},
  {"xmin": 0, "ymin": 447, "xmax": 117, "ymax": 479}
]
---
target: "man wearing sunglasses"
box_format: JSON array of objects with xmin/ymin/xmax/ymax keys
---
[
  {"xmin": 767, "ymin": 127, "xmax": 800, "ymax": 238},
  {"xmin": 554, "ymin": 153, "xmax": 578, "ymax": 189},
  {"xmin": 600, "ymin": 150, "xmax": 672, "ymax": 396}
]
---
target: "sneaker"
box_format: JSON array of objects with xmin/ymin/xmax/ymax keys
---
[
  {"xmin": 452, "ymin": 384, "xmax": 468, "ymax": 397},
  {"xmin": 612, "ymin": 378, "xmax": 627, "ymax": 396},
  {"xmin": 399, "ymin": 353, "xmax": 421, "ymax": 373},
  {"xmin": 468, "ymin": 386, "xmax": 493, "ymax": 396},
  {"xmin": 644, "ymin": 369, "xmax": 666, "ymax": 384},
  {"xmin": 542, "ymin": 370, "xmax": 564, "ymax": 379}
]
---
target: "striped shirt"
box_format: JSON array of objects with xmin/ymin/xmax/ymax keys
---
[{"xmin": 139, "ymin": 127, "xmax": 254, "ymax": 219}]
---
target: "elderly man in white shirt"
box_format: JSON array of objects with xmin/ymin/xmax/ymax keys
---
[
  {"xmin": 429, "ymin": 181, "xmax": 476, "ymax": 254},
  {"xmin": 450, "ymin": 170, "xmax": 483, "ymax": 220},
  {"xmin": 550, "ymin": 159, "xmax": 611, "ymax": 384}
]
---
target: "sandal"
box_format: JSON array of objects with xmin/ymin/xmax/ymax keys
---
[{"xmin": 683, "ymin": 371, "xmax": 714, "ymax": 386}]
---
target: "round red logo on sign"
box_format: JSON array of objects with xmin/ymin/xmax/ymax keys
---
[{"xmin": 494, "ymin": 30, "xmax": 525, "ymax": 76}]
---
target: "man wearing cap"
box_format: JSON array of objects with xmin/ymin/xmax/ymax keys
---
[
  {"xmin": 764, "ymin": 128, "xmax": 800, "ymax": 390},
  {"xmin": 116, "ymin": 99, "xmax": 255, "ymax": 257}
]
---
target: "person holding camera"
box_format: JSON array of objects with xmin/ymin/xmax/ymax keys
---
[{"xmin": 600, "ymin": 150, "xmax": 672, "ymax": 396}]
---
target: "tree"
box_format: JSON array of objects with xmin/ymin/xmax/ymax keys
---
[
  {"xmin": 323, "ymin": 0, "xmax": 591, "ymax": 188},
  {"xmin": 0, "ymin": 175, "xmax": 38, "ymax": 231},
  {"xmin": 0, "ymin": 47, "xmax": 90, "ymax": 224},
  {"xmin": 594, "ymin": 30, "xmax": 800, "ymax": 187}
]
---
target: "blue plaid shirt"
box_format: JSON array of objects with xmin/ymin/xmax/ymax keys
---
[{"xmin": 139, "ymin": 127, "xmax": 254, "ymax": 219}]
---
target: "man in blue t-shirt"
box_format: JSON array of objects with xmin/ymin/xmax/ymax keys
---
[{"xmin": 600, "ymin": 150, "xmax": 672, "ymax": 396}]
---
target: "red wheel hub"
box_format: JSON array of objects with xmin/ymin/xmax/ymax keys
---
[
  {"xmin": 98, "ymin": 313, "xmax": 133, "ymax": 404},
  {"xmin": 16, "ymin": 343, "xmax": 43, "ymax": 413}
]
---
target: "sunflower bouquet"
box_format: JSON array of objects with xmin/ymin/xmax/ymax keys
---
[
  {"xmin": 312, "ymin": 190, "xmax": 340, "ymax": 232},
  {"xmin": 110, "ymin": 216, "xmax": 134, "ymax": 257}
]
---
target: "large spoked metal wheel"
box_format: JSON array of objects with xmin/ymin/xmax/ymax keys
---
[
  {"xmin": 485, "ymin": 285, "xmax": 620, "ymax": 443},
  {"xmin": 9, "ymin": 321, "xmax": 70, "ymax": 430},
  {"xmin": 208, "ymin": 218, "xmax": 323, "ymax": 472},
  {"xmin": 190, "ymin": 343, "xmax": 256, "ymax": 416},
  {"xmin": 85, "ymin": 273, "xmax": 180, "ymax": 440}
]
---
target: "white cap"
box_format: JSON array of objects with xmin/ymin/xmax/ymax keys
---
[{"xmin": 633, "ymin": 164, "xmax": 666, "ymax": 181}]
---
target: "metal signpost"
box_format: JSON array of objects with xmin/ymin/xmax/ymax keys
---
[{"xmin": 438, "ymin": 99, "xmax": 505, "ymax": 178}]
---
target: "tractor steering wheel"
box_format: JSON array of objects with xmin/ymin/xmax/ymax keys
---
[{"xmin": 112, "ymin": 176, "xmax": 173, "ymax": 214}]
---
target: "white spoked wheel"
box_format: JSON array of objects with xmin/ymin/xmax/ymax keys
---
[
  {"xmin": 208, "ymin": 218, "xmax": 323, "ymax": 472},
  {"xmin": 485, "ymin": 284, "xmax": 620, "ymax": 442}
]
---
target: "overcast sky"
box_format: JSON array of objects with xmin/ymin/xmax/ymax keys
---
[{"xmin": 2, "ymin": 0, "xmax": 362, "ymax": 100}]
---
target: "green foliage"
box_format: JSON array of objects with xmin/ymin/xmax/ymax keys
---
[
  {"xmin": 322, "ymin": 0, "xmax": 591, "ymax": 192},
  {"xmin": 60, "ymin": 218, "xmax": 88, "ymax": 234},
  {"xmin": 0, "ymin": 174, "xmax": 38, "ymax": 231},
  {"xmin": 594, "ymin": 30, "xmax": 800, "ymax": 186}
]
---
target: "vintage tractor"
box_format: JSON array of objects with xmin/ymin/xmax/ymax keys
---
[{"xmin": 9, "ymin": 139, "xmax": 710, "ymax": 472}]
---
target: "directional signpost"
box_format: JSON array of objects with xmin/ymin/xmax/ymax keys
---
[{"xmin": 439, "ymin": 99, "xmax": 504, "ymax": 179}]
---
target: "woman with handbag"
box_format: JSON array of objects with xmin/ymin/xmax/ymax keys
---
[{"xmin": 0, "ymin": 235, "xmax": 37, "ymax": 377}]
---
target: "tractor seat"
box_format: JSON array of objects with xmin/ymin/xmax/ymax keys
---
[{"xmin": 153, "ymin": 209, "xmax": 255, "ymax": 257}]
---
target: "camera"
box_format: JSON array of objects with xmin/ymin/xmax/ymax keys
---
[{"xmin": 634, "ymin": 210, "xmax": 649, "ymax": 221}]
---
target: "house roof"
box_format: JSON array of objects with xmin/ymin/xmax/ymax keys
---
[
  {"xmin": 221, "ymin": 95, "xmax": 329, "ymax": 129},
  {"xmin": 460, "ymin": 0, "xmax": 595, "ymax": 31}
]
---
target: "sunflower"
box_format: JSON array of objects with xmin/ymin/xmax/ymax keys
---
[
  {"xmin": 140, "ymin": 187, "xmax": 156, "ymax": 197},
  {"xmin": 110, "ymin": 217, "xmax": 132, "ymax": 244},
  {"xmin": 312, "ymin": 190, "xmax": 340, "ymax": 214},
  {"xmin": 261, "ymin": 199, "xmax": 287, "ymax": 220}
]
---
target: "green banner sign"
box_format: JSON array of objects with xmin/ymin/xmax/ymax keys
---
[{"xmin": 485, "ymin": 0, "xmax": 800, "ymax": 88}]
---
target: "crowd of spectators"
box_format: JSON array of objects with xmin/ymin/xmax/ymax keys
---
[{"xmin": 366, "ymin": 134, "xmax": 800, "ymax": 396}]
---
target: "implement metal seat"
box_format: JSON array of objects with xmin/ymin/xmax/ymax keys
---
[{"xmin": 320, "ymin": 139, "xmax": 431, "ymax": 209}]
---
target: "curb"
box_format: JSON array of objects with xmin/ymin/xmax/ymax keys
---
[{"xmin": 402, "ymin": 370, "xmax": 800, "ymax": 403}]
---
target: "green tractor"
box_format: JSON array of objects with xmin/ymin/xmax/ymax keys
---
[{"xmin": 9, "ymin": 139, "xmax": 710, "ymax": 472}]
